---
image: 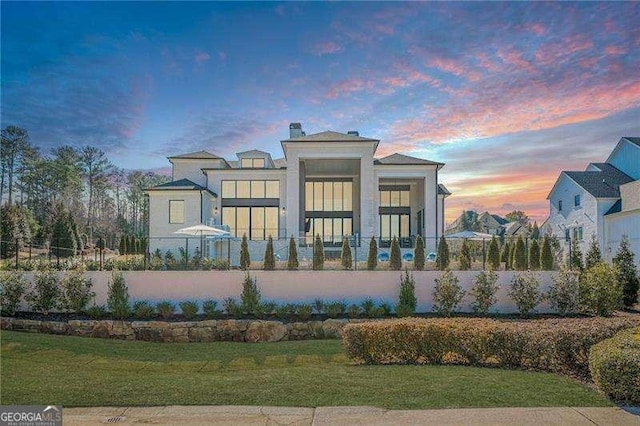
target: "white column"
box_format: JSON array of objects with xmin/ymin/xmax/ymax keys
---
[
  {"xmin": 285, "ymin": 154, "xmax": 300, "ymax": 239},
  {"xmin": 424, "ymin": 171, "xmax": 437, "ymax": 253},
  {"xmin": 360, "ymin": 154, "xmax": 375, "ymax": 239}
]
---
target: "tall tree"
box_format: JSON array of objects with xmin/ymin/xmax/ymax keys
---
[
  {"xmin": 80, "ymin": 146, "xmax": 112, "ymax": 241},
  {"xmin": 1, "ymin": 125, "xmax": 29, "ymax": 205},
  {"xmin": 585, "ymin": 234, "xmax": 602, "ymax": 269},
  {"xmin": 514, "ymin": 235, "xmax": 527, "ymax": 270},
  {"xmin": 501, "ymin": 241, "xmax": 511, "ymax": 270},
  {"xmin": 541, "ymin": 236, "xmax": 554, "ymax": 270},
  {"xmin": 505, "ymin": 210, "xmax": 529, "ymax": 225},
  {"xmin": 487, "ymin": 236, "xmax": 500, "ymax": 270}
]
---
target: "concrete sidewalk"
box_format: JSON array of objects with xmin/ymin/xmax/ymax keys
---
[{"xmin": 63, "ymin": 405, "xmax": 639, "ymax": 425}]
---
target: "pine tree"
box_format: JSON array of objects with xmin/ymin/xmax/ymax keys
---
[
  {"xmin": 459, "ymin": 239, "xmax": 472, "ymax": 270},
  {"xmin": 128, "ymin": 235, "xmax": 135, "ymax": 255},
  {"xmin": 287, "ymin": 236, "xmax": 299, "ymax": 270},
  {"xmin": 240, "ymin": 234, "xmax": 250, "ymax": 270},
  {"xmin": 531, "ymin": 221, "xmax": 540, "ymax": 240},
  {"xmin": 613, "ymin": 236, "xmax": 639, "ymax": 307},
  {"xmin": 107, "ymin": 270, "xmax": 130, "ymax": 319},
  {"xmin": 263, "ymin": 235, "xmax": 275, "ymax": 270},
  {"xmin": 340, "ymin": 237, "xmax": 353, "ymax": 270},
  {"xmin": 119, "ymin": 236, "xmax": 126, "ymax": 255},
  {"xmin": 514, "ymin": 235, "xmax": 527, "ymax": 270},
  {"xmin": 50, "ymin": 205, "xmax": 76, "ymax": 258},
  {"xmin": 569, "ymin": 238, "xmax": 583, "ymax": 271},
  {"xmin": 396, "ymin": 269, "xmax": 417, "ymax": 317},
  {"xmin": 313, "ymin": 234, "xmax": 324, "ymax": 270},
  {"xmin": 367, "ymin": 237, "xmax": 378, "ymax": 270},
  {"xmin": 487, "ymin": 236, "xmax": 500, "ymax": 270},
  {"xmin": 501, "ymin": 241, "xmax": 511, "ymax": 270},
  {"xmin": 585, "ymin": 234, "xmax": 602, "ymax": 269},
  {"xmin": 414, "ymin": 235, "xmax": 425, "ymax": 270},
  {"xmin": 509, "ymin": 240, "xmax": 516, "ymax": 270},
  {"xmin": 389, "ymin": 236, "xmax": 402, "ymax": 270},
  {"xmin": 541, "ymin": 236, "xmax": 554, "ymax": 270},
  {"xmin": 436, "ymin": 236, "xmax": 450, "ymax": 270},
  {"xmin": 529, "ymin": 238, "xmax": 540, "ymax": 270}
]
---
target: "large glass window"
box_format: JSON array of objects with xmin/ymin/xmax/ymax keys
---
[
  {"xmin": 221, "ymin": 180, "xmax": 280, "ymax": 199},
  {"xmin": 222, "ymin": 206, "xmax": 278, "ymax": 240},
  {"xmin": 169, "ymin": 200, "xmax": 184, "ymax": 224},
  {"xmin": 305, "ymin": 181, "xmax": 352, "ymax": 212},
  {"xmin": 379, "ymin": 187, "xmax": 410, "ymax": 207},
  {"xmin": 379, "ymin": 214, "xmax": 410, "ymax": 246},
  {"xmin": 241, "ymin": 158, "xmax": 265, "ymax": 168},
  {"xmin": 306, "ymin": 217, "xmax": 353, "ymax": 245}
]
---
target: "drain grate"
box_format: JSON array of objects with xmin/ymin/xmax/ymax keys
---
[{"xmin": 103, "ymin": 416, "xmax": 126, "ymax": 423}]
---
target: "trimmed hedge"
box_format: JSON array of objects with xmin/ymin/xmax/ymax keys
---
[
  {"xmin": 342, "ymin": 317, "xmax": 639, "ymax": 378},
  {"xmin": 589, "ymin": 327, "xmax": 640, "ymax": 404}
]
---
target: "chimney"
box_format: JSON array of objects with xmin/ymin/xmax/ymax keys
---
[
  {"xmin": 347, "ymin": 130, "xmax": 359, "ymax": 137},
  {"xmin": 289, "ymin": 122, "xmax": 303, "ymax": 138}
]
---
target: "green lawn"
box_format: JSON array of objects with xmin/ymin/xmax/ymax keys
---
[{"xmin": 0, "ymin": 331, "xmax": 611, "ymax": 409}]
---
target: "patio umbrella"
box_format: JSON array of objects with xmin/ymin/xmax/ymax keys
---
[{"xmin": 174, "ymin": 224, "xmax": 230, "ymax": 258}]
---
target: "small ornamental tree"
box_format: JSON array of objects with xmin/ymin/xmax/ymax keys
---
[
  {"xmin": 579, "ymin": 262, "xmax": 622, "ymax": 316},
  {"xmin": 501, "ymin": 241, "xmax": 511, "ymax": 270},
  {"xmin": 414, "ymin": 235, "xmax": 425, "ymax": 270},
  {"xmin": 367, "ymin": 237, "xmax": 378, "ymax": 270},
  {"xmin": 508, "ymin": 271, "xmax": 543, "ymax": 317},
  {"xmin": 459, "ymin": 239, "xmax": 472, "ymax": 270},
  {"xmin": 313, "ymin": 234, "xmax": 324, "ymax": 270},
  {"xmin": 585, "ymin": 234, "xmax": 602, "ymax": 270},
  {"xmin": 487, "ymin": 236, "xmax": 500, "ymax": 270},
  {"xmin": 541, "ymin": 236, "xmax": 554, "ymax": 270},
  {"xmin": 613, "ymin": 236, "xmax": 639, "ymax": 307},
  {"xmin": 396, "ymin": 269, "xmax": 417, "ymax": 317},
  {"xmin": 514, "ymin": 235, "xmax": 527, "ymax": 271},
  {"xmin": 389, "ymin": 236, "xmax": 402, "ymax": 271},
  {"xmin": 547, "ymin": 267, "xmax": 580, "ymax": 315},
  {"xmin": 263, "ymin": 235, "xmax": 275, "ymax": 270},
  {"xmin": 240, "ymin": 272, "xmax": 261, "ymax": 315},
  {"xmin": 59, "ymin": 268, "xmax": 95, "ymax": 313},
  {"xmin": 433, "ymin": 270, "xmax": 465, "ymax": 316},
  {"xmin": 469, "ymin": 269, "xmax": 499, "ymax": 315},
  {"xmin": 436, "ymin": 236, "xmax": 450, "ymax": 270},
  {"xmin": 509, "ymin": 240, "xmax": 516, "ymax": 270},
  {"xmin": 240, "ymin": 234, "xmax": 250, "ymax": 270},
  {"xmin": 51, "ymin": 207, "xmax": 77, "ymax": 258},
  {"xmin": 0, "ymin": 271, "xmax": 28, "ymax": 315},
  {"xmin": 570, "ymin": 238, "xmax": 584, "ymax": 271},
  {"xmin": 341, "ymin": 237, "xmax": 353, "ymax": 270},
  {"xmin": 107, "ymin": 270, "xmax": 130, "ymax": 319},
  {"xmin": 26, "ymin": 269, "xmax": 60, "ymax": 315},
  {"xmin": 529, "ymin": 238, "xmax": 540, "ymax": 270},
  {"xmin": 287, "ymin": 236, "xmax": 299, "ymax": 270}
]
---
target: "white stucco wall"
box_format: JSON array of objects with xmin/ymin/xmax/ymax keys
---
[
  {"xmin": 171, "ymin": 158, "xmax": 227, "ymax": 186},
  {"xmin": 148, "ymin": 190, "xmax": 203, "ymax": 255}
]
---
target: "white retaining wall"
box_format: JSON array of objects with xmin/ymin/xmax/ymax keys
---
[{"xmin": 19, "ymin": 271, "xmax": 558, "ymax": 314}]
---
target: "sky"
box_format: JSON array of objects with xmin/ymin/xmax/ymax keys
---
[{"xmin": 2, "ymin": 1, "xmax": 639, "ymax": 224}]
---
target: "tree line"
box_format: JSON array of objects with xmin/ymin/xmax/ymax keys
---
[{"xmin": 1, "ymin": 125, "xmax": 169, "ymax": 257}]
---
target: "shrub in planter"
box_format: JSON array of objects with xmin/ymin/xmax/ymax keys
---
[
  {"xmin": 26, "ymin": 269, "xmax": 60, "ymax": 315},
  {"xmin": 212, "ymin": 259, "xmax": 230, "ymax": 270},
  {"xmin": 348, "ymin": 304, "xmax": 361, "ymax": 318},
  {"xmin": 107, "ymin": 270, "xmax": 130, "ymax": 319},
  {"xmin": 0, "ymin": 271, "xmax": 28, "ymax": 315},
  {"xmin": 202, "ymin": 299, "xmax": 223, "ymax": 319},
  {"xmin": 156, "ymin": 301, "xmax": 176, "ymax": 320},
  {"xmin": 313, "ymin": 234, "xmax": 324, "ymax": 271},
  {"xmin": 85, "ymin": 304, "xmax": 108, "ymax": 319},
  {"xmin": 133, "ymin": 300, "xmax": 156, "ymax": 320},
  {"xmin": 263, "ymin": 236, "xmax": 275, "ymax": 271},
  {"xmin": 148, "ymin": 252, "xmax": 164, "ymax": 270},
  {"xmin": 240, "ymin": 234, "xmax": 250, "ymax": 270},
  {"xmin": 433, "ymin": 270, "xmax": 465, "ymax": 316},
  {"xmin": 341, "ymin": 237, "xmax": 353, "ymax": 270},
  {"xmin": 274, "ymin": 304, "xmax": 291, "ymax": 320},
  {"xmin": 223, "ymin": 297, "xmax": 242, "ymax": 317},
  {"xmin": 179, "ymin": 300, "xmax": 199, "ymax": 320},
  {"xmin": 547, "ymin": 268, "xmax": 580, "ymax": 315},
  {"xmin": 361, "ymin": 297, "xmax": 375, "ymax": 317},
  {"xmin": 325, "ymin": 301, "xmax": 346, "ymax": 319},
  {"xmin": 414, "ymin": 235, "xmax": 425, "ymax": 271},
  {"xmin": 379, "ymin": 302, "xmax": 393, "ymax": 317},
  {"xmin": 389, "ymin": 237, "xmax": 402, "ymax": 271},
  {"xmin": 59, "ymin": 268, "xmax": 94, "ymax": 313},
  {"xmin": 297, "ymin": 303, "xmax": 313, "ymax": 320},
  {"xmin": 508, "ymin": 271, "xmax": 542, "ymax": 317},
  {"xmin": 469, "ymin": 269, "xmax": 499, "ymax": 315},
  {"xmin": 240, "ymin": 272, "xmax": 261, "ymax": 315},
  {"xmin": 367, "ymin": 237, "xmax": 378, "ymax": 271},
  {"xmin": 287, "ymin": 236, "xmax": 299, "ymax": 270},
  {"xmin": 313, "ymin": 298, "xmax": 324, "ymax": 314},
  {"xmin": 579, "ymin": 262, "xmax": 622, "ymax": 316},
  {"xmin": 396, "ymin": 270, "xmax": 417, "ymax": 317},
  {"xmin": 589, "ymin": 327, "xmax": 640, "ymax": 405}
]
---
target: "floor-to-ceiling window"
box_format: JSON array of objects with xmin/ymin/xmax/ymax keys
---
[
  {"xmin": 305, "ymin": 180, "xmax": 353, "ymax": 246},
  {"xmin": 379, "ymin": 185, "xmax": 411, "ymax": 247},
  {"xmin": 221, "ymin": 180, "xmax": 280, "ymax": 240}
]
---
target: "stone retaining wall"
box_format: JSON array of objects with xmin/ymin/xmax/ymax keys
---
[{"xmin": 0, "ymin": 317, "xmax": 367, "ymax": 343}]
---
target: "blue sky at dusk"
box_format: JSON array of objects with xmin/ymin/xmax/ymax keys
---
[{"xmin": 2, "ymin": 1, "xmax": 639, "ymax": 222}]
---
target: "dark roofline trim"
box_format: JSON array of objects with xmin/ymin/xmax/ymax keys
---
[{"xmin": 146, "ymin": 187, "xmax": 218, "ymax": 197}]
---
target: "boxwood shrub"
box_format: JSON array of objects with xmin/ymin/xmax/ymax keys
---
[
  {"xmin": 589, "ymin": 327, "xmax": 640, "ymax": 404},
  {"xmin": 342, "ymin": 316, "xmax": 639, "ymax": 378}
]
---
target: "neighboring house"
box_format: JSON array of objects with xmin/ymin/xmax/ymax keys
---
[
  {"xmin": 545, "ymin": 137, "xmax": 639, "ymax": 264},
  {"xmin": 146, "ymin": 123, "xmax": 450, "ymax": 261},
  {"xmin": 445, "ymin": 210, "xmax": 513, "ymax": 237},
  {"xmin": 503, "ymin": 221, "xmax": 530, "ymax": 238}
]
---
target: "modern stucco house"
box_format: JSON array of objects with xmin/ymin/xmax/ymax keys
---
[
  {"xmin": 146, "ymin": 123, "xmax": 450, "ymax": 263},
  {"xmin": 544, "ymin": 137, "xmax": 639, "ymax": 264}
]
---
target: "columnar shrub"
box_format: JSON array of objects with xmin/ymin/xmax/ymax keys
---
[
  {"xmin": 389, "ymin": 236, "xmax": 401, "ymax": 271},
  {"xmin": 433, "ymin": 270, "xmax": 465, "ymax": 316},
  {"xmin": 414, "ymin": 235, "xmax": 425, "ymax": 271},
  {"xmin": 26, "ymin": 269, "xmax": 60, "ymax": 315},
  {"xmin": 313, "ymin": 234, "xmax": 324, "ymax": 270},
  {"xmin": 436, "ymin": 236, "xmax": 450, "ymax": 270},
  {"xmin": 59, "ymin": 268, "xmax": 95, "ymax": 313},
  {"xmin": 569, "ymin": 238, "xmax": 584, "ymax": 271},
  {"xmin": 341, "ymin": 237, "xmax": 353, "ymax": 270},
  {"xmin": 107, "ymin": 270, "xmax": 130, "ymax": 319},
  {"xmin": 509, "ymin": 241, "xmax": 516, "ymax": 271},
  {"xmin": 0, "ymin": 271, "xmax": 27, "ymax": 315},
  {"xmin": 585, "ymin": 234, "xmax": 602, "ymax": 269},
  {"xmin": 297, "ymin": 303, "xmax": 313, "ymax": 320},
  {"xmin": 613, "ymin": 235, "xmax": 639, "ymax": 307},
  {"xmin": 240, "ymin": 234, "xmax": 250, "ymax": 270},
  {"xmin": 132, "ymin": 300, "xmax": 156, "ymax": 320},
  {"xmin": 179, "ymin": 300, "xmax": 199, "ymax": 320},
  {"xmin": 459, "ymin": 239, "xmax": 471, "ymax": 270},
  {"xmin": 240, "ymin": 272, "xmax": 261, "ymax": 315},
  {"xmin": 487, "ymin": 236, "xmax": 500, "ymax": 270},
  {"xmin": 528, "ymin": 239, "xmax": 540, "ymax": 270},
  {"xmin": 367, "ymin": 237, "xmax": 378, "ymax": 270},
  {"xmin": 287, "ymin": 236, "xmax": 299, "ymax": 270},
  {"xmin": 579, "ymin": 262, "xmax": 622, "ymax": 316},
  {"xmin": 263, "ymin": 236, "xmax": 275, "ymax": 270},
  {"xmin": 508, "ymin": 271, "xmax": 542, "ymax": 316},
  {"xmin": 501, "ymin": 241, "xmax": 511, "ymax": 270},
  {"xmin": 396, "ymin": 270, "xmax": 417, "ymax": 317},
  {"xmin": 547, "ymin": 268, "xmax": 580, "ymax": 315},
  {"xmin": 119, "ymin": 236, "xmax": 126, "ymax": 255},
  {"xmin": 514, "ymin": 236, "xmax": 527, "ymax": 271},
  {"xmin": 156, "ymin": 301, "xmax": 176, "ymax": 319},
  {"xmin": 541, "ymin": 236, "xmax": 554, "ymax": 270},
  {"xmin": 469, "ymin": 269, "xmax": 499, "ymax": 315}
]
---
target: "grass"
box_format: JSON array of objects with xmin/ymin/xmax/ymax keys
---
[{"xmin": 0, "ymin": 331, "xmax": 611, "ymax": 409}]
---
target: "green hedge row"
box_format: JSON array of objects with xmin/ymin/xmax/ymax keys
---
[
  {"xmin": 589, "ymin": 327, "xmax": 640, "ymax": 405},
  {"xmin": 342, "ymin": 317, "xmax": 639, "ymax": 378}
]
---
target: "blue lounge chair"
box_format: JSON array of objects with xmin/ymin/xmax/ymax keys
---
[
  {"xmin": 378, "ymin": 252, "xmax": 390, "ymax": 262},
  {"xmin": 402, "ymin": 252, "xmax": 414, "ymax": 262}
]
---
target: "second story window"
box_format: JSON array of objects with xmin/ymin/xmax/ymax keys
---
[
  {"xmin": 558, "ymin": 200, "xmax": 563, "ymax": 212},
  {"xmin": 169, "ymin": 200, "xmax": 184, "ymax": 224},
  {"xmin": 241, "ymin": 158, "xmax": 265, "ymax": 168},
  {"xmin": 574, "ymin": 195, "xmax": 580, "ymax": 207}
]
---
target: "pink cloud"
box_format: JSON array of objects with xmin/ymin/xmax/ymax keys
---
[
  {"xmin": 325, "ymin": 78, "xmax": 368, "ymax": 99},
  {"xmin": 194, "ymin": 51, "xmax": 210, "ymax": 64},
  {"xmin": 311, "ymin": 41, "xmax": 344, "ymax": 56},
  {"xmin": 605, "ymin": 45, "xmax": 627, "ymax": 56}
]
